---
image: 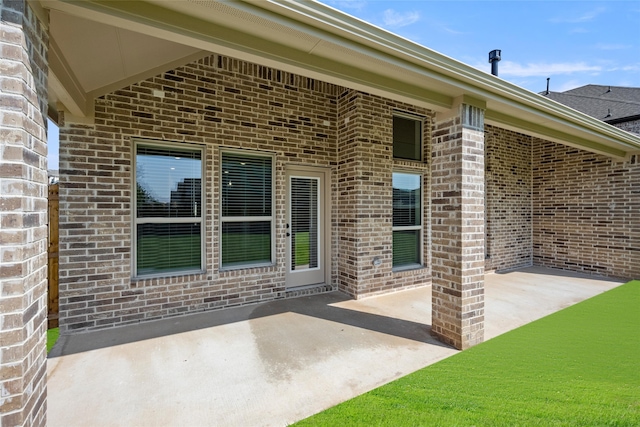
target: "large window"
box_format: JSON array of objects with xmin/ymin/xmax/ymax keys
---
[
  {"xmin": 393, "ymin": 172, "xmax": 422, "ymax": 269},
  {"xmin": 221, "ymin": 151, "xmax": 274, "ymax": 268},
  {"xmin": 393, "ymin": 113, "xmax": 422, "ymax": 161},
  {"xmin": 134, "ymin": 142, "xmax": 203, "ymax": 277}
]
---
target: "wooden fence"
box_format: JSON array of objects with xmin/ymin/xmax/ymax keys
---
[{"xmin": 48, "ymin": 184, "xmax": 59, "ymax": 328}]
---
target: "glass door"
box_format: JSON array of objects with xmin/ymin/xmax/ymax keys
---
[{"xmin": 286, "ymin": 169, "xmax": 325, "ymax": 287}]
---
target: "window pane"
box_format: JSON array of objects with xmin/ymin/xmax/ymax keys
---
[
  {"xmin": 393, "ymin": 230, "xmax": 420, "ymax": 267},
  {"xmin": 222, "ymin": 153, "xmax": 272, "ymax": 217},
  {"xmin": 136, "ymin": 146, "xmax": 201, "ymax": 218},
  {"xmin": 393, "ymin": 116, "xmax": 421, "ymax": 160},
  {"xmin": 137, "ymin": 223, "xmax": 201, "ymax": 275},
  {"xmin": 291, "ymin": 177, "xmax": 319, "ymax": 270},
  {"xmin": 222, "ymin": 221, "xmax": 271, "ymax": 267},
  {"xmin": 393, "ymin": 173, "xmax": 421, "ymax": 227}
]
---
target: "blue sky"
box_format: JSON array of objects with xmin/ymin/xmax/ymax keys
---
[
  {"xmin": 48, "ymin": 1, "xmax": 640, "ymax": 170},
  {"xmin": 321, "ymin": 0, "xmax": 640, "ymax": 93}
]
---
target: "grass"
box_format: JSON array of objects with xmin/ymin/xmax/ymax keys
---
[
  {"xmin": 222, "ymin": 232, "xmax": 271, "ymax": 267},
  {"xmin": 47, "ymin": 328, "xmax": 59, "ymax": 353},
  {"xmin": 295, "ymin": 280, "xmax": 640, "ymax": 427},
  {"xmin": 393, "ymin": 231, "xmax": 419, "ymax": 267},
  {"xmin": 294, "ymin": 232, "xmax": 310, "ymax": 266},
  {"xmin": 137, "ymin": 234, "xmax": 201, "ymax": 274}
]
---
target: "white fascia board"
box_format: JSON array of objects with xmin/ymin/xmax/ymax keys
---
[{"xmin": 48, "ymin": 38, "xmax": 90, "ymax": 117}]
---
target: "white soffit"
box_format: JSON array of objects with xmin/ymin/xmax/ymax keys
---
[{"xmin": 49, "ymin": 9, "xmax": 202, "ymax": 94}]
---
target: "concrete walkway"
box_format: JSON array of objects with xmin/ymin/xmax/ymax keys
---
[{"xmin": 47, "ymin": 266, "xmax": 623, "ymax": 427}]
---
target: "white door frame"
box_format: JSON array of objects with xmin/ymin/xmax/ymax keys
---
[{"xmin": 285, "ymin": 165, "xmax": 331, "ymax": 288}]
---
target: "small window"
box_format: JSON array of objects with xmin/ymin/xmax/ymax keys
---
[
  {"xmin": 133, "ymin": 142, "xmax": 204, "ymax": 277},
  {"xmin": 221, "ymin": 151, "xmax": 274, "ymax": 268},
  {"xmin": 393, "ymin": 172, "xmax": 422, "ymax": 269},
  {"xmin": 393, "ymin": 114, "xmax": 422, "ymax": 161}
]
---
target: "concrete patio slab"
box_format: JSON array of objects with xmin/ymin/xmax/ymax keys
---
[{"xmin": 47, "ymin": 267, "xmax": 623, "ymax": 427}]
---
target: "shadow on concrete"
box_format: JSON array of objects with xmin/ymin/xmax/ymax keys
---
[
  {"xmin": 49, "ymin": 291, "xmax": 444, "ymax": 357},
  {"xmin": 493, "ymin": 265, "xmax": 623, "ymax": 282}
]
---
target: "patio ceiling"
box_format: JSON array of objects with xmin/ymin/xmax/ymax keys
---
[{"xmin": 41, "ymin": 0, "xmax": 640, "ymax": 159}]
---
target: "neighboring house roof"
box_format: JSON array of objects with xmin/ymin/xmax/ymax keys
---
[
  {"xmin": 542, "ymin": 85, "xmax": 640, "ymax": 124},
  {"xmin": 40, "ymin": 0, "xmax": 640, "ymax": 159}
]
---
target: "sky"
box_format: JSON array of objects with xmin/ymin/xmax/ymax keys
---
[
  {"xmin": 48, "ymin": 119, "xmax": 59, "ymax": 171},
  {"xmin": 48, "ymin": 0, "xmax": 640, "ymax": 170},
  {"xmin": 320, "ymin": 0, "xmax": 640, "ymax": 93}
]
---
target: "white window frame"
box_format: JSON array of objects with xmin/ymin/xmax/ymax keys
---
[
  {"xmin": 219, "ymin": 148, "xmax": 276, "ymax": 270},
  {"xmin": 393, "ymin": 111, "xmax": 424, "ymax": 162},
  {"xmin": 132, "ymin": 139, "xmax": 205, "ymax": 279},
  {"xmin": 392, "ymin": 170, "xmax": 423, "ymax": 271}
]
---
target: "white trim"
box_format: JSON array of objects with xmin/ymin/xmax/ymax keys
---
[
  {"xmin": 393, "ymin": 110, "xmax": 426, "ymax": 121},
  {"xmin": 221, "ymin": 216, "xmax": 273, "ymax": 223},
  {"xmin": 393, "ymin": 225, "xmax": 421, "ymax": 232}
]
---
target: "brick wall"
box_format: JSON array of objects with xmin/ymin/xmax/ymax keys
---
[
  {"xmin": 336, "ymin": 90, "xmax": 432, "ymax": 298},
  {"xmin": 0, "ymin": 1, "xmax": 49, "ymax": 426},
  {"xmin": 533, "ymin": 139, "xmax": 640, "ymax": 279},
  {"xmin": 59, "ymin": 55, "xmax": 435, "ymax": 333},
  {"xmin": 59, "ymin": 55, "xmax": 340, "ymax": 332},
  {"xmin": 485, "ymin": 125, "xmax": 533, "ymax": 271}
]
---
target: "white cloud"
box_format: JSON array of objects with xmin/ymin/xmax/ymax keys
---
[
  {"xmin": 550, "ymin": 7, "xmax": 606, "ymax": 23},
  {"xmin": 569, "ymin": 28, "xmax": 588, "ymax": 34},
  {"xmin": 471, "ymin": 60, "xmax": 603, "ymax": 77},
  {"xmin": 442, "ymin": 25, "xmax": 464, "ymax": 35},
  {"xmin": 497, "ymin": 61, "xmax": 602, "ymax": 77},
  {"xmin": 594, "ymin": 43, "xmax": 632, "ymax": 50},
  {"xmin": 555, "ymin": 79, "xmax": 588, "ymax": 92},
  {"xmin": 382, "ymin": 9, "xmax": 420, "ymax": 28},
  {"xmin": 620, "ymin": 64, "xmax": 640, "ymax": 72}
]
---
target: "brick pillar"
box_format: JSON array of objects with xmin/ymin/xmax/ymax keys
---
[
  {"xmin": 335, "ymin": 89, "xmax": 393, "ymax": 297},
  {"xmin": 0, "ymin": 1, "xmax": 49, "ymax": 426},
  {"xmin": 431, "ymin": 99, "xmax": 485, "ymax": 350}
]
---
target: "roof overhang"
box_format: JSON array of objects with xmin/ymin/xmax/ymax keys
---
[{"xmin": 39, "ymin": 0, "xmax": 640, "ymax": 159}]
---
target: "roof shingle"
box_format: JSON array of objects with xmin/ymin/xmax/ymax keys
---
[{"xmin": 541, "ymin": 84, "xmax": 640, "ymax": 123}]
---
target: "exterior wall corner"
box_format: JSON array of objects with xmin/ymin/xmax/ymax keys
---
[{"xmin": 0, "ymin": 1, "xmax": 49, "ymax": 426}]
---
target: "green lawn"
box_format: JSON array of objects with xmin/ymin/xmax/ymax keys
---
[
  {"xmin": 295, "ymin": 280, "xmax": 640, "ymax": 427},
  {"xmin": 47, "ymin": 327, "xmax": 59, "ymax": 353},
  {"xmin": 294, "ymin": 232, "xmax": 310, "ymax": 266},
  {"xmin": 222, "ymin": 232, "xmax": 271, "ymax": 267},
  {"xmin": 137, "ymin": 234, "xmax": 201, "ymax": 274}
]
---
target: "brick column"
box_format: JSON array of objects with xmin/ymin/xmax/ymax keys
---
[
  {"xmin": 335, "ymin": 89, "xmax": 394, "ymax": 297},
  {"xmin": 431, "ymin": 98, "xmax": 485, "ymax": 350},
  {"xmin": 0, "ymin": 1, "xmax": 49, "ymax": 426}
]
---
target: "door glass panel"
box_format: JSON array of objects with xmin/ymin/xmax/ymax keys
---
[{"xmin": 291, "ymin": 177, "xmax": 319, "ymax": 271}]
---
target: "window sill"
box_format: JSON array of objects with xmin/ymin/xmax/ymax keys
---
[
  {"xmin": 392, "ymin": 264, "xmax": 425, "ymax": 273},
  {"xmin": 219, "ymin": 262, "xmax": 275, "ymax": 272},
  {"xmin": 132, "ymin": 269, "xmax": 206, "ymax": 282}
]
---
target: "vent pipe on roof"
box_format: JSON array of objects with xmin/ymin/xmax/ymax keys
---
[
  {"xmin": 545, "ymin": 78, "xmax": 550, "ymax": 95},
  {"xmin": 488, "ymin": 49, "xmax": 501, "ymax": 76}
]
